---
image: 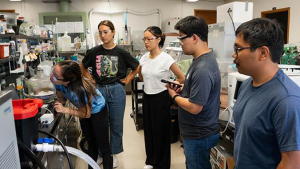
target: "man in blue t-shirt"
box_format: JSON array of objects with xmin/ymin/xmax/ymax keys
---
[
  {"xmin": 166, "ymin": 16, "xmax": 221, "ymax": 169},
  {"xmin": 232, "ymin": 18, "xmax": 300, "ymax": 169}
]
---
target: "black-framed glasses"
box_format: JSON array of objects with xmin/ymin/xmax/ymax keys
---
[
  {"xmin": 177, "ymin": 34, "xmax": 193, "ymax": 41},
  {"xmin": 233, "ymin": 45, "xmax": 269, "ymax": 57},
  {"xmin": 233, "ymin": 46, "xmax": 251, "ymax": 57}
]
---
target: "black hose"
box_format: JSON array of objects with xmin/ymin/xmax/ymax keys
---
[
  {"xmin": 38, "ymin": 130, "xmax": 74, "ymax": 169},
  {"xmin": 17, "ymin": 138, "xmax": 46, "ymax": 169}
]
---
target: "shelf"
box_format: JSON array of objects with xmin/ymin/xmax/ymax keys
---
[
  {"xmin": 57, "ymin": 51, "xmax": 86, "ymax": 56},
  {"xmin": 11, "ymin": 35, "xmax": 52, "ymax": 40},
  {"xmin": 0, "ymin": 57, "xmax": 14, "ymax": 64},
  {"xmin": 0, "ymin": 34, "xmax": 12, "ymax": 39},
  {"xmin": 0, "ymin": 34, "xmax": 52, "ymax": 40}
]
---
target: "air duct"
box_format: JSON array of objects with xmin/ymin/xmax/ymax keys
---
[
  {"xmin": 60, "ymin": 0, "xmax": 68, "ymax": 12},
  {"xmin": 42, "ymin": 0, "xmax": 71, "ymax": 12}
]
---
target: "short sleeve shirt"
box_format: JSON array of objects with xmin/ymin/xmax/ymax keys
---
[
  {"xmin": 140, "ymin": 51, "xmax": 175, "ymax": 94},
  {"xmin": 82, "ymin": 45, "xmax": 139, "ymax": 85},
  {"xmin": 233, "ymin": 69, "xmax": 300, "ymax": 169},
  {"xmin": 179, "ymin": 51, "xmax": 221, "ymax": 139},
  {"xmin": 55, "ymin": 84, "xmax": 105, "ymax": 114}
]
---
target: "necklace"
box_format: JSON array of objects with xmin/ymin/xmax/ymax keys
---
[
  {"xmin": 103, "ymin": 44, "xmax": 116, "ymax": 56},
  {"xmin": 104, "ymin": 48, "xmax": 113, "ymax": 56}
]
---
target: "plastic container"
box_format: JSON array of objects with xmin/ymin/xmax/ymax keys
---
[
  {"xmin": 0, "ymin": 20, "xmax": 5, "ymax": 34},
  {"xmin": 20, "ymin": 39, "xmax": 28, "ymax": 54},
  {"xmin": 0, "ymin": 43, "xmax": 10, "ymax": 58},
  {"xmin": 13, "ymin": 98, "xmax": 43, "ymax": 162},
  {"xmin": 61, "ymin": 31, "xmax": 71, "ymax": 51},
  {"xmin": 57, "ymin": 37, "xmax": 62, "ymax": 51}
]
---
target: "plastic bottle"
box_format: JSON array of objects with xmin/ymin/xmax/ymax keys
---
[
  {"xmin": 61, "ymin": 31, "xmax": 71, "ymax": 51},
  {"xmin": 16, "ymin": 76, "xmax": 24, "ymax": 99},
  {"xmin": 21, "ymin": 39, "xmax": 28, "ymax": 54},
  {"xmin": 57, "ymin": 37, "xmax": 62, "ymax": 51},
  {"xmin": 17, "ymin": 40, "xmax": 21, "ymax": 51},
  {"xmin": 0, "ymin": 20, "xmax": 4, "ymax": 34},
  {"xmin": 1, "ymin": 78, "xmax": 6, "ymax": 91},
  {"xmin": 9, "ymin": 41, "xmax": 16, "ymax": 56}
]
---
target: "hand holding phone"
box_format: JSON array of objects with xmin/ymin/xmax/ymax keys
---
[{"xmin": 161, "ymin": 79, "xmax": 182, "ymax": 88}]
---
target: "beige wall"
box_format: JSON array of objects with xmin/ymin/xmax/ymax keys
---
[
  {"xmin": 0, "ymin": 0, "xmax": 224, "ymax": 35},
  {"xmin": 223, "ymin": 0, "xmax": 300, "ymax": 43}
]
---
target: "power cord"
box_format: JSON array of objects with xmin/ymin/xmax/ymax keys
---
[
  {"xmin": 227, "ymin": 8, "xmax": 236, "ymax": 32},
  {"xmin": 42, "ymin": 107, "xmax": 53, "ymax": 114},
  {"xmin": 219, "ymin": 107, "xmax": 231, "ymax": 134},
  {"xmin": 38, "ymin": 130, "xmax": 74, "ymax": 169}
]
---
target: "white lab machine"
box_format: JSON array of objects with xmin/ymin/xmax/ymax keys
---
[
  {"xmin": 165, "ymin": 40, "xmax": 192, "ymax": 62},
  {"xmin": 217, "ymin": 2, "xmax": 253, "ymax": 23},
  {"xmin": 0, "ymin": 90, "xmax": 21, "ymax": 169},
  {"xmin": 208, "ymin": 22, "xmax": 242, "ymax": 74},
  {"xmin": 221, "ymin": 65, "xmax": 300, "ymax": 127}
]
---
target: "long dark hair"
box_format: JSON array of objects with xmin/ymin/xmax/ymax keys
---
[
  {"xmin": 58, "ymin": 61, "xmax": 98, "ymax": 117},
  {"xmin": 144, "ymin": 26, "xmax": 166, "ymax": 48}
]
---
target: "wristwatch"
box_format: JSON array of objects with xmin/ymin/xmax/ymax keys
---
[{"xmin": 172, "ymin": 94, "xmax": 180, "ymax": 103}]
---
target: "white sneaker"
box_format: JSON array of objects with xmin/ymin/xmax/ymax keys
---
[
  {"xmin": 97, "ymin": 157, "xmax": 103, "ymax": 165},
  {"xmin": 143, "ymin": 165, "xmax": 153, "ymax": 169},
  {"xmin": 113, "ymin": 155, "xmax": 118, "ymax": 168}
]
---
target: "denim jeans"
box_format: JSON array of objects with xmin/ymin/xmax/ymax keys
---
[
  {"xmin": 98, "ymin": 82, "xmax": 126, "ymax": 154},
  {"xmin": 183, "ymin": 133, "xmax": 220, "ymax": 169}
]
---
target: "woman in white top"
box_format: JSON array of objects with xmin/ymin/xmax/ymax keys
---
[{"xmin": 139, "ymin": 26, "xmax": 185, "ymax": 169}]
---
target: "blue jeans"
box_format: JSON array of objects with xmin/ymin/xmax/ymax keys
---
[
  {"xmin": 183, "ymin": 133, "xmax": 220, "ymax": 169},
  {"xmin": 98, "ymin": 82, "xmax": 126, "ymax": 154}
]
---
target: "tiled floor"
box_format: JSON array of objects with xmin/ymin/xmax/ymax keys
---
[{"xmin": 75, "ymin": 95, "xmax": 186, "ymax": 169}]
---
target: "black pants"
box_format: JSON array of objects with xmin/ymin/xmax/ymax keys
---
[
  {"xmin": 143, "ymin": 90, "xmax": 171, "ymax": 169},
  {"xmin": 80, "ymin": 106, "xmax": 113, "ymax": 169}
]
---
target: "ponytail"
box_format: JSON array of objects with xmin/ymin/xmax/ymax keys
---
[{"xmin": 81, "ymin": 76, "xmax": 98, "ymax": 116}]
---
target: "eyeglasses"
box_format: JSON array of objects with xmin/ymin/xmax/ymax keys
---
[
  {"xmin": 177, "ymin": 34, "xmax": 193, "ymax": 41},
  {"xmin": 99, "ymin": 30, "xmax": 112, "ymax": 36},
  {"xmin": 51, "ymin": 68, "xmax": 65, "ymax": 82},
  {"xmin": 233, "ymin": 46, "xmax": 251, "ymax": 57},
  {"xmin": 233, "ymin": 45, "xmax": 269, "ymax": 58},
  {"xmin": 142, "ymin": 37, "xmax": 157, "ymax": 42}
]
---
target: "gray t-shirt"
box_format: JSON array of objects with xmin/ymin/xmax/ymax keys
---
[
  {"xmin": 234, "ymin": 69, "xmax": 300, "ymax": 169},
  {"xmin": 179, "ymin": 51, "xmax": 221, "ymax": 139}
]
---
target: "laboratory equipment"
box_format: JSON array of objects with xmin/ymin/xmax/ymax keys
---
[
  {"xmin": 165, "ymin": 40, "xmax": 192, "ymax": 62},
  {"xmin": 208, "ymin": 22, "xmax": 242, "ymax": 74},
  {"xmin": 61, "ymin": 31, "xmax": 71, "ymax": 51},
  {"xmin": 24, "ymin": 68, "xmax": 56, "ymax": 101},
  {"xmin": 13, "ymin": 98, "xmax": 43, "ymax": 166},
  {"xmin": 224, "ymin": 65, "xmax": 300, "ymax": 127},
  {"xmin": 217, "ymin": 2, "xmax": 253, "ymax": 23},
  {"xmin": 0, "ymin": 90, "xmax": 21, "ymax": 169}
]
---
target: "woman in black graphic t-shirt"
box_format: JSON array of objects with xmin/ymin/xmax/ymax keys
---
[{"xmin": 82, "ymin": 20, "xmax": 140, "ymax": 168}]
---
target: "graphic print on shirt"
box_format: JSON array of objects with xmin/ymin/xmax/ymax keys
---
[{"xmin": 95, "ymin": 55, "xmax": 118, "ymax": 77}]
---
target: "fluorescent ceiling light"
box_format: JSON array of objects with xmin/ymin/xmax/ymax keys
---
[
  {"xmin": 186, "ymin": 0, "xmax": 199, "ymax": 2},
  {"xmin": 9, "ymin": 0, "xmax": 22, "ymax": 1}
]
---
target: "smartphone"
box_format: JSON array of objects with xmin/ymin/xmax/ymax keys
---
[{"xmin": 161, "ymin": 79, "xmax": 182, "ymax": 88}]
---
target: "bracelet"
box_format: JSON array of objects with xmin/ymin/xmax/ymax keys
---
[{"xmin": 172, "ymin": 94, "xmax": 180, "ymax": 102}]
